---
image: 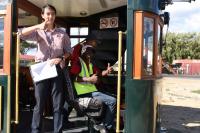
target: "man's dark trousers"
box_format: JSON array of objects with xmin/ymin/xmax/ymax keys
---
[{"xmin": 31, "ymin": 66, "xmax": 64, "ymax": 133}]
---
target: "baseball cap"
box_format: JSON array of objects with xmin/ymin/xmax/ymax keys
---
[
  {"xmin": 81, "ymin": 45, "xmax": 95, "ymax": 55},
  {"xmin": 85, "ymin": 34, "xmax": 101, "ymax": 46}
]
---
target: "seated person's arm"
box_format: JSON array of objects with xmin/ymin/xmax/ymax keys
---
[
  {"xmin": 70, "ymin": 59, "xmax": 98, "ymax": 84},
  {"xmin": 76, "ymin": 74, "xmax": 98, "ymax": 84}
]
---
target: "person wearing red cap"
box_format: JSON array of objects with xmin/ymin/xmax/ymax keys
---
[{"xmin": 69, "ymin": 37, "xmax": 116, "ymax": 132}]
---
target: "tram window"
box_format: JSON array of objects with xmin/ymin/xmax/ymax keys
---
[
  {"xmin": 133, "ymin": 11, "xmax": 161, "ymax": 79},
  {"xmin": 143, "ymin": 17, "xmax": 154, "ymax": 76},
  {"xmin": 70, "ymin": 27, "xmax": 88, "ymax": 47},
  {"xmin": 156, "ymin": 24, "xmax": 163, "ymax": 75},
  {"xmin": 70, "ymin": 27, "xmax": 88, "ymax": 36},
  {"xmin": 0, "ymin": 17, "xmax": 4, "ymax": 69},
  {"xmin": 70, "ymin": 38, "xmax": 86, "ymax": 47},
  {"xmin": 0, "ymin": 0, "xmax": 9, "ymax": 10},
  {"xmin": 70, "ymin": 38, "xmax": 79, "ymax": 47},
  {"xmin": 80, "ymin": 28, "xmax": 88, "ymax": 35}
]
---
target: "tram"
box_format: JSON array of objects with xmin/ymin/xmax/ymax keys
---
[{"xmin": 0, "ymin": 0, "xmax": 192, "ymax": 133}]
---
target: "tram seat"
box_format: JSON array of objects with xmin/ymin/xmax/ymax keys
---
[{"xmin": 63, "ymin": 69, "xmax": 106, "ymax": 132}]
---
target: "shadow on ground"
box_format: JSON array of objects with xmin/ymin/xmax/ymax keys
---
[{"xmin": 160, "ymin": 105, "xmax": 200, "ymax": 133}]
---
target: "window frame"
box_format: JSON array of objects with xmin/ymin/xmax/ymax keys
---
[
  {"xmin": 69, "ymin": 27, "xmax": 89, "ymax": 47},
  {"xmin": 133, "ymin": 11, "xmax": 163, "ymax": 79}
]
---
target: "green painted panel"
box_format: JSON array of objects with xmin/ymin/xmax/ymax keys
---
[
  {"xmin": 0, "ymin": 75, "xmax": 8, "ymax": 133},
  {"xmin": 126, "ymin": 9, "xmax": 134, "ymax": 78},
  {"xmin": 125, "ymin": 1, "xmax": 159, "ymax": 132},
  {"xmin": 0, "ymin": 75, "xmax": 7, "ymax": 87},
  {"xmin": 128, "ymin": 0, "xmax": 159, "ymax": 14},
  {"xmin": 125, "ymin": 79, "xmax": 154, "ymax": 133}
]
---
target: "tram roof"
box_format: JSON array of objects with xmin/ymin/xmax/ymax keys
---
[{"xmin": 25, "ymin": 0, "xmax": 126, "ymax": 17}]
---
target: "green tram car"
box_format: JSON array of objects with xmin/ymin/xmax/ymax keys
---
[{"xmin": 0, "ymin": 0, "xmax": 179, "ymax": 132}]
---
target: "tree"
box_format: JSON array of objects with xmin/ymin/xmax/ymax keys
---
[{"xmin": 162, "ymin": 32, "xmax": 200, "ymax": 63}]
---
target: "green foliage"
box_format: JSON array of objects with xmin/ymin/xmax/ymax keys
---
[
  {"xmin": 20, "ymin": 40, "xmax": 36, "ymax": 54},
  {"xmin": 162, "ymin": 32, "xmax": 200, "ymax": 63}
]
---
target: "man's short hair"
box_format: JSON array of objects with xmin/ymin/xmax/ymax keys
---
[{"xmin": 42, "ymin": 4, "xmax": 57, "ymax": 14}]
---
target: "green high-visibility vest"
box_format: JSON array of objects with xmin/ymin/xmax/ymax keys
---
[{"xmin": 74, "ymin": 57, "xmax": 97, "ymax": 95}]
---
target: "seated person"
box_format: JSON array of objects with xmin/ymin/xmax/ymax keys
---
[
  {"xmin": 62, "ymin": 68, "xmax": 105, "ymax": 126},
  {"xmin": 70, "ymin": 36, "xmax": 116, "ymax": 132},
  {"xmin": 62, "ymin": 36, "xmax": 97, "ymax": 123}
]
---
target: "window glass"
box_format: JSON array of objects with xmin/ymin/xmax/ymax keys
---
[
  {"xmin": 158, "ymin": 25, "xmax": 161, "ymax": 55},
  {"xmin": 143, "ymin": 17, "xmax": 154, "ymax": 76},
  {"xmin": 70, "ymin": 27, "xmax": 79, "ymax": 35},
  {"xmin": 70, "ymin": 38, "xmax": 79, "ymax": 47},
  {"xmin": 157, "ymin": 24, "xmax": 162, "ymax": 74},
  {"xmin": 70, "ymin": 27, "xmax": 88, "ymax": 36},
  {"xmin": 80, "ymin": 27, "xmax": 88, "ymax": 35},
  {"xmin": 0, "ymin": 0, "xmax": 9, "ymax": 10},
  {"xmin": 0, "ymin": 17, "xmax": 4, "ymax": 68},
  {"xmin": 70, "ymin": 27, "xmax": 88, "ymax": 47},
  {"xmin": 80, "ymin": 38, "xmax": 86, "ymax": 42}
]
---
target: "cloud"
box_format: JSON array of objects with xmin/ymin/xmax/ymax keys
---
[{"xmin": 165, "ymin": 1, "xmax": 200, "ymax": 33}]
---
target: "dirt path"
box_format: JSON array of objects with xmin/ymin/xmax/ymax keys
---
[{"xmin": 160, "ymin": 76, "xmax": 200, "ymax": 133}]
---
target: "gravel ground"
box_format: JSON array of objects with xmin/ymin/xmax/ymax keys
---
[{"xmin": 159, "ymin": 76, "xmax": 200, "ymax": 133}]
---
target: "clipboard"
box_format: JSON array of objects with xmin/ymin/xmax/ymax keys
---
[{"xmin": 30, "ymin": 61, "xmax": 58, "ymax": 83}]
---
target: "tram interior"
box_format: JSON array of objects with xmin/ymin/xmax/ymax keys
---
[{"xmin": 17, "ymin": 0, "xmax": 127, "ymax": 132}]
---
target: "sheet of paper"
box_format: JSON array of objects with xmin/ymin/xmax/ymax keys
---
[{"xmin": 30, "ymin": 61, "xmax": 58, "ymax": 83}]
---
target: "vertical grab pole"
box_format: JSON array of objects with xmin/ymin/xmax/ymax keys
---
[
  {"xmin": 7, "ymin": 76, "xmax": 11, "ymax": 133},
  {"xmin": 0, "ymin": 86, "xmax": 2, "ymax": 130},
  {"xmin": 116, "ymin": 31, "xmax": 123, "ymax": 133},
  {"xmin": 14, "ymin": 33, "xmax": 20, "ymax": 124}
]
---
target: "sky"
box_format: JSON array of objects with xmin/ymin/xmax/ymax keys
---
[{"xmin": 164, "ymin": 0, "xmax": 200, "ymax": 33}]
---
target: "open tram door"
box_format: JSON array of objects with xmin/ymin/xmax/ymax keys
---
[{"xmin": 0, "ymin": 0, "xmax": 18, "ymax": 133}]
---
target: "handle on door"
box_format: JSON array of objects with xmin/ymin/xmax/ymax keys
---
[
  {"xmin": 116, "ymin": 31, "xmax": 126, "ymax": 133},
  {"xmin": 13, "ymin": 33, "xmax": 20, "ymax": 124},
  {"xmin": 0, "ymin": 86, "xmax": 2, "ymax": 130}
]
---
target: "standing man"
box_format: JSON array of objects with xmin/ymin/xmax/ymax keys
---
[{"xmin": 19, "ymin": 4, "xmax": 72, "ymax": 133}]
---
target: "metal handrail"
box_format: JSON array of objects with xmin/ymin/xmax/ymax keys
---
[
  {"xmin": 116, "ymin": 31, "xmax": 126, "ymax": 133},
  {"xmin": 7, "ymin": 76, "xmax": 11, "ymax": 133},
  {"xmin": 14, "ymin": 33, "xmax": 20, "ymax": 124},
  {"xmin": 0, "ymin": 86, "xmax": 2, "ymax": 131}
]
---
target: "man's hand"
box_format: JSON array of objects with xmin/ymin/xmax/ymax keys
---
[
  {"xmin": 88, "ymin": 74, "xmax": 98, "ymax": 83},
  {"xmin": 102, "ymin": 63, "xmax": 113, "ymax": 76},
  {"xmin": 37, "ymin": 19, "xmax": 49, "ymax": 30},
  {"xmin": 106, "ymin": 63, "xmax": 113, "ymax": 74},
  {"xmin": 49, "ymin": 58, "xmax": 62, "ymax": 66},
  {"xmin": 19, "ymin": 19, "xmax": 49, "ymax": 36}
]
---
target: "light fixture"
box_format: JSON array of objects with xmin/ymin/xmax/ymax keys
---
[{"xmin": 80, "ymin": 11, "xmax": 87, "ymax": 16}]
